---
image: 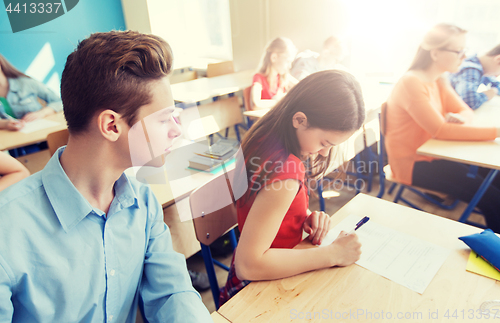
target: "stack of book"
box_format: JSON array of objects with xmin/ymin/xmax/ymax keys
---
[{"xmin": 188, "ymin": 138, "xmax": 239, "ymax": 171}]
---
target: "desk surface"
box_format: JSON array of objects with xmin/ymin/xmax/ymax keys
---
[
  {"xmin": 171, "ymin": 69, "xmax": 253, "ymax": 103},
  {"xmin": 0, "ymin": 113, "xmax": 67, "ymax": 151},
  {"xmin": 417, "ymin": 98, "xmax": 500, "ymax": 170},
  {"xmin": 219, "ymin": 194, "xmax": 499, "ymax": 323},
  {"xmin": 210, "ymin": 311, "xmax": 231, "ymax": 323}
]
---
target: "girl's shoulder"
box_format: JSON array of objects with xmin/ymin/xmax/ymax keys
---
[{"xmin": 269, "ymin": 153, "xmax": 306, "ymax": 182}]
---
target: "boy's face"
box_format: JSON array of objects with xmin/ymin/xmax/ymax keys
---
[{"xmin": 127, "ymin": 77, "xmax": 182, "ymax": 167}]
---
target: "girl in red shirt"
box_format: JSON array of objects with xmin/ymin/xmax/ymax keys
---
[
  {"xmin": 251, "ymin": 37, "xmax": 298, "ymax": 110},
  {"xmin": 220, "ymin": 70, "xmax": 365, "ymax": 305}
]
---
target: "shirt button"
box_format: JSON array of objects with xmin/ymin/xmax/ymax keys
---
[
  {"xmin": 108, "ymin": 315, "xmax": 113, "ymax": 321},
  {"xmin": 110, "ymin": 269, "xmax": 115, "ymax": 276}
]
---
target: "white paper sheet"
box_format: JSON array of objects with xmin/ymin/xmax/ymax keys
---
[
  {"xmin": 20, "ymin": 119, "xmax": 60, "ymax": 134},
  {"xmin": 320, "ymin": 214, "xmax": 450, "ymax": 294}
]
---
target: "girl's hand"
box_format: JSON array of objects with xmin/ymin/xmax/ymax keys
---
[
  {"xmin": 0, "ymin": 119, "xmax": 25, "ymax": 131},
  {"xmin": 444, "ymin": 112, "xmax": 465, "ymax": 124},
  {"xmin": 328, "ymin": 231, "xmax": 362, "ymax": 267},
  {"xmin": 22, "ymin": 107, "xmax": 55, "ymax": 122},
  {"xmin": 303, "ymin": 211, "xmax": 330, "ymax": 245}
]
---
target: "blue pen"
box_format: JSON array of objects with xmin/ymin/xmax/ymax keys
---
[{"xmin": 348, "ymin": 216, "xmax": 370, "ymax": 234}]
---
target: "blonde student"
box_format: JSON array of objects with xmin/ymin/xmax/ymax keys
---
[
  {"xmin": 0, "ymin": 152, "xmax": 29, "ymax": 192},
  {"xmin": 251, "ymin": 37, "xmax": 298, "ymax": 110},
  {"xmin": 385, "ymin": 23, "xmax": 500, "ymax": 233},
  {"xmin": 0, "ymin": 54, "xmax": 63, "ymax": 130},
  {"xmin": 220, "ymin": 70, "xmax": 364, "ymax": 305}
]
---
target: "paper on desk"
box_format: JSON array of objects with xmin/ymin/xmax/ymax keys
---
[
  {"xmin": 466, "ymin": 250, "xmax": 500, "ymax": 281},
  {"xmin": 320, "ymin": 214, "xmax": 450, "ymax": 294},
  {"xmin": 20, "ymin": 119, "xmax": 60, "ymax": 134}
]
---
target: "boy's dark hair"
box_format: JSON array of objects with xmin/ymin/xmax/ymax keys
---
[
  {"xmin": 61, "ymin": 31, "xmax": 173, "ymax": 134},
  {"xmin": 486, "ymin": 44, "xmax": 500, "ymax": 57}
]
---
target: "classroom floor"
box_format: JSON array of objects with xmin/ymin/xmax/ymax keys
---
[{"xmin": 191, "ymin": 169, "xmax": 487, "ymax": 314}]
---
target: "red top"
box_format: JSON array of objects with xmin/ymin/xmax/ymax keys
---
[
  {"xmin": 236, "ymin": 153, "xmax": 309, "ymax": 248},
  {"xmin": 252, "ymin": 73, "xmax": 282, "ymax": 100}
]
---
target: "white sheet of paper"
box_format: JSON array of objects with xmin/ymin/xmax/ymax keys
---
[
  {"xmin": 20, "ymin": 119, "xmax": 60, "ymax": 134},
  {"xmin": 320, "ymin": 214, "xmax": 450, "ymax": 294}
]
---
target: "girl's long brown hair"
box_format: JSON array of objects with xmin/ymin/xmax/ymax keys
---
[
  {"xmin": 0, "ymin": 54, "xmax": 28, "ymax": 79},
  {"xmin": 236, "ymin": 69, "xmax": 365, "ymax": 202}
]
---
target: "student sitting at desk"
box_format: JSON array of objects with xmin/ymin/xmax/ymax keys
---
[
  {"xmin": 251, "ymin": 37, "xmax": 298, "ymax": 110},
  {"xmin": 0, "ymin": 54, "xmax": 63, "ymax": 131},
  {"xmin": 290, "ymin": 36, "xmax": 348, "ymax": 81},
  {"xmin": 449, "ymin": 43, "xmax": 500, "ymax": 110},
  {"xmin": 219, "ymin": 70, "xmax": 364, "ymax": 305},
  {"xmin": 0, "ymin": 31, "xmax": 211, "ymax": 322},
  {"xmin": 385, "ymin": 23, "xmax": 500, "ymax": 233},
  {"xmin": 0, "ymin": 152, "xmax": 29, "ymax": 192}
]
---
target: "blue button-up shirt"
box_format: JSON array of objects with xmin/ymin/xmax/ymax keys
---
[
  {"xmin": 1, "ymin": 77, "xmax": 63, "ymax": 119},
  {"xmin": 0, "ymin": 147, "xmax": 212, "ymax": 322},
  {"xmin": 449, "ymin": 55, "xmax": 500, "ymax": 110}
]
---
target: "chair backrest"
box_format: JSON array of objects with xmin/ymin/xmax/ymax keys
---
[
  {"xmin": 206, "ymin": 61, "xmax": 234, "ymax": 78},
  {"xmin": 242, "ymin": 86, "xmax": 253, "ymax": 111},
  {"xmin": 190, "ymin": 168, "xmax": 238, "ymax": 246},
  {"xmin": 380, "ymin": 102, "xmax": 388, "ymax": 136},
  {"xmin": 47, "ymin": 129, "xmax": 69, "ymax": 156},
  {"xmin": 179, "ymin": 96, "xmax": 244, "ymax": 141},
  {"xmin": 169, "ymin": 70, "xmax": 197, "ymax": 84}
]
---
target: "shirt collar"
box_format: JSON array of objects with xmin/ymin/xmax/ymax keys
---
[
  {"xmin": 464, "ymin": 55, "xmax": 483, "ymax": 72},
  {"xmin": 41, "ymin": 146, "xmax": 139, "ymax": 232},
  {"xmin": 8, "ymin": 78, "xmax": 21, "ymax": 93}
]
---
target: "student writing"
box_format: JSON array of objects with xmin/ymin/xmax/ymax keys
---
[{"xmin": 219, "ymin": 70, "xmax": 364, "ymax": 305}]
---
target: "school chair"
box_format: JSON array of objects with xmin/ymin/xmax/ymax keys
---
[
  {"xmin": 206, "ymin": 61, "xmax": 234, "ymax": 78},
  {"xmin": 169, "ymin": 70, "xmax": 197, "ymax": 84},
  {"xmin": 376, "ymin": 103, "xmax": 485, "ymax": 227},
  {"xmin": 179, "ymin": 96, "xmax": 245, "ymax": 143},
  {"xmin": 189, "ymin": 168, "xmax": 238, "ymax": 309},
  {"xmin": 47, "ymin": 129, "xmax": 69, "ymax": 156}
]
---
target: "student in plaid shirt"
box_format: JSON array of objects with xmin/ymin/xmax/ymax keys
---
[{"xmin": 449, "ymin": 44, "xmax": 500, "ymax": 110}]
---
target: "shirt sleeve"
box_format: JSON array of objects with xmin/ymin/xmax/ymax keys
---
[
  {"xmin": 140, "ymin": 190, "xmax": 212, "ymax": 323},
  {"xmin": 31, "ymin": 79, "xmax": 63, "ymax": 113},
  {"xmin": 484, "ymin": 75, "xmax": 500, "ymax": 93},
  {"xmin": 438, "ymin": 77, "xmax": 474, "ymax": 122},
  {"xmin": 0, "ymin": 255, "xmax": 14, "ymax": 321},
  {"xmin": 401, "ymin": 75, "xmax": 496, "ymax": 141},
  {"xmin": 452, "ymin": 68, "xmax": 488, "ymax": 110}
]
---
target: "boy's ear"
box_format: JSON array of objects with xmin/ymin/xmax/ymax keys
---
[
  {"xmin": 494, "ymin": 54, "xmax": 500, "ymax": 64},
  {"xmin": 97, "ymin": 109, "xmax": 124, "ymax": 142}
]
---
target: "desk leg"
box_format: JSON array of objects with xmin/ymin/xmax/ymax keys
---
[{"xmin": 458, "ymin": 169, "xmax": 499, "ymax": 223}]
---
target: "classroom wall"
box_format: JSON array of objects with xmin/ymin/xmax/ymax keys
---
[
  {"xmin": 0, "ymin": 0, "xmax": 126, "ymax": 95},
  {"xmin": 120, "ymin": 0, "xmax": 152, "ymax": 33},
  {"xmin": 229, "ymin": 0, "xmax": 348, "ymax": 72}
]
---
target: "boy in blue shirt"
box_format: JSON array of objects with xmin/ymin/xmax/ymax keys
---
[
  {"xmin": 0, "ymin": 31, "xmax": 212, "ymax": 322},
  {"xmin": 450, "ymin": 44, "xmax": 500, "ymax": 109}
]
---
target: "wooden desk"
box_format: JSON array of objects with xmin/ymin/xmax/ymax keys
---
[
  {"xmin": 171, "ymin": 69, "xmax": 253, "ymax": 103},
  {"xmin": 219, "ymin": 194, "xmax": 500, "ymax": 323},
  {"xmin": 211, "ymin": 311, "xmax": 231, "ymax": 323},
  {"xmin": 417, "ymin": 98, "xmax": 500, "ymax": 223},
  {"xmin": 0, "ymin": 113, "xmax": 67, "ymax": 151}
]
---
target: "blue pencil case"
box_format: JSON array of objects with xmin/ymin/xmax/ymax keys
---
[{"xmin": 459, "ymin": 229, "xmax": 500, "ymax": 272}]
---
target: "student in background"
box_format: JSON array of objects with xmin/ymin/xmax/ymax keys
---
[
  {"xmin": 220, "ymin": 70, "xmax": 364, "ymax": 305},
  {"xmin": 251, "ymin": 37, "xmax": 298, "ymax": 110},
  {"xmin": 385, "ymin": 23, "xmax": 500, "ymax": 233},
  {"xmin": 449, "ymin": 44, "xmax": 500, "ymax": 109},
  {"xmin": 0, "ymin": 54, "xmax": 63, "ymax": 130},
  {"xmin": 0, "ymin": 31, "xmax": 211, "ymax": 322},
  {"xmin": 0, "ymin": 152, "xmax": 29, "ymax": 192},
  {"xmin": 290, "ymin": 36, "xmax": 348, "ymax": 80}
]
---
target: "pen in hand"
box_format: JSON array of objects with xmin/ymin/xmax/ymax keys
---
[{"xmin": 347, "ymin": 216, "xmax": 369, "ymax": 234}]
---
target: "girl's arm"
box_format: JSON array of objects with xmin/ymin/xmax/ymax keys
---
[
  {"xmin": 251, "ymin": 83, "xmax": 279, "ymax": 110},
  {"xmin": 0, "ymin": 152, "xmax": 30, "ymax": 192},
  {"xmin": 234, "ymin": 179, "xmax": 361, "ymax": 281}
]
